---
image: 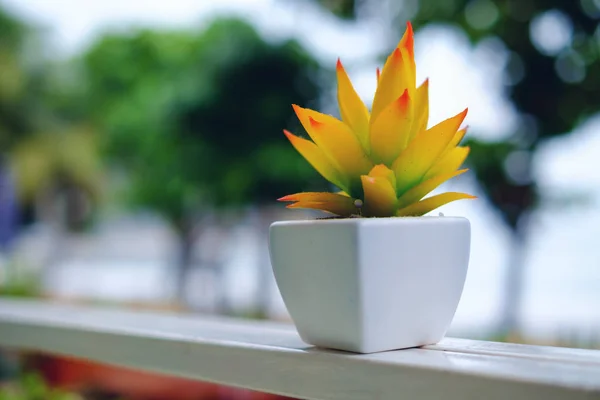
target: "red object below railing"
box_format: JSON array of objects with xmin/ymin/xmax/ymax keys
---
[{"xmin": 30, "ymin": 354, "xmax": 294, "ymax": 400}]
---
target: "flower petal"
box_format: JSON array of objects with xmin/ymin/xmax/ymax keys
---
[
  {"xmin": 279, "ymin": 192, "xmax": 359, "ymax": 216},
  {"xmin": 370, "ymin": 48, "xmax": 410, "ymax": 123},
  {"xmin": 397, "ymin": 169, "xmax": 468, "ymax": 209},
  {"xmin": 360, "ymin": 175, "xmax": 398, "ymax": 217},
  {"xmin": 394, "ymin": 22, "xmax": 416, "ymax": 99},
  {"xmin": 283, "ymin": 130, "xmax": 346, "ymax": 190},
  {"xmin": 279, "ymin": 192, "xmax": 351, "ymax": 203},
  {"xmin": 392, "ymin": 108, "xmax": 468, "ymax": 195},
  {"xmin": 370, "ymin": 89, "xmax": 413, "ymax": 165},
  {"xmin": 367, "ymin": 164, "xmax": 397, "ymax": 192},
  {"xmin": 293, "ymin": 105, "xmax": 373, "ymax": 193},
  {"xmin": 400, "ymin": 50, "xmax": 416, "ymax": 101},
  {"xmin": 292, "ymin": 104, "xmax": 343, "ymax": 142},
  {"xmin": 409, "ymin": 79, "xmax": 429, "ymax": 141},
  {"xmin": 308, "ymin": 117, "xmax": 373, "ymax": 185},
  {"xmin": 396, "ymin": 192, "xmax": 476, "ymax": 216},
  {"xmin": 425, "ymin": 146, "xmax": 470, "ymax": 181},
  {"xmin": 444, "ymin": 127, "xmax": 467, "ymax": 153},
  {"xmin": 336, "ymin": 59, "xmax": 370, "ymax": 150},
  {"xmin": 397, "ymin": 21, "xmax": 414, "ymax": 59}
]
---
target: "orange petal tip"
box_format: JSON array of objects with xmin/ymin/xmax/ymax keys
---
[
  {"xmin": 282, "ymin": 129, "xmax": 294, "ymax": 139},
  {"xmin": 405, "ymin": 22, "xmax": 414, "ymax": 41},
  {"xmin": 454, "ymin": 108, "xmax": 469, "ymax": 123},
  {"xmin": 397, "ymin": 89, "xmax": 410, "ymax": 110},
  {"xmin": 400, "ymin": 21, "xmax": 414, "ymax": 56},
  {"xmin": 278, "ymin": 194, "xmax": 295, "ymax": 202},
  {"xmin": 336, "ymin": 58, "xmax": 343, "ymax": 70},
  {"xmin": 308, "ymin": 116, "xmax": 322, "ymax": 128}
]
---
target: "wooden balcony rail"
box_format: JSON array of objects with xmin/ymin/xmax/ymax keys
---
[{"xmin": 0, "ymin": 298, "xmax": 599, "ymax": 400}]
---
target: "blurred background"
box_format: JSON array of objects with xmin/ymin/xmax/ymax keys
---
[{"xmin": 0, "ymin": 0, "xmax": 599, "ymax": 398}]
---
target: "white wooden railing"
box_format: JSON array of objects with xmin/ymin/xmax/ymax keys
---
[{"xmin": 0, "ymin": 298, "xmax": 599, "ymax": 399}]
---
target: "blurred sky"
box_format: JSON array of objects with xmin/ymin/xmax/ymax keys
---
[{"xmin": 2, "ymin": 0, "xmax": 599, "ymax": 338}]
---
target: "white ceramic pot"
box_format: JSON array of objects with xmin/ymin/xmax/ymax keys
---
[{"xmin": 269, "ymin": 216, "xmax": 471, "ymax": 354}]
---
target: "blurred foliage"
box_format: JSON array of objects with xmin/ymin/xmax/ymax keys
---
[
  {"xmin": 316, "ymin": 0, "xmax": 357, "ymax": 19},
  {"xmin": 0, "ymin": 258, "xmax": 42, "ymax": 298},
  {"xmin": 76, "ymin": 18, "xmax": 326, "ymax": 231},
  {"xmin": 0, "ymin": 6, "xmax": 102, "ymax": 230},
  {"xmin": 9, "ymin": 129, "xmax": 102, "ymax": 204},
  {"xmin": 0, "ymin": 372, "xmax": 82, "ymax": 400},
  {"xmin": 0, "ymin": 7, "xmax": 47, "ymax": 152},
  {"xmin": 0, "ymin": 7, "xmax": 31, "ymax": 151},
  {"xmin": 317, "ymin": 0, "xmax": 600, "ymax": 231},
  {"xmin": 0, "ymin": 280, "xmax": 39, "ymax": 298}
]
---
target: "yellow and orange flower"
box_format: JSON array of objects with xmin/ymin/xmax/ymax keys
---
[{"xmin": 280, "ymin": 22, "xmax": 475, "ymax": 217}]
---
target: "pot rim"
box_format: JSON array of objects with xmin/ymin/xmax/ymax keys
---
[{"xmin": 270, "ymin": 215, "xmax": 469, "ymax": 228}]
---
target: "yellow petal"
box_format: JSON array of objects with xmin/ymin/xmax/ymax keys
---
[
  {"xmin": 308, "ymin": 116, "xmax": 373, "ymax": 181},
  {"xmin": 445, "ymin": 127, "xmax": 467, "ymax": 152},
  {"xmin": 395, "ymin": 22, "xmax": 416, "ymax": 96},
  {"xmin": 400, "ymin": 51, "xmax": 416, "ymax": 101},
  {"xmin": 279, "ymin": 192, "xmax": 353, "ymax": 203},
  {"xmin": 372, "ymin": 23, "xmax": 417, "ymax": 140},
  {"xmin": 360, "ymin": 175, "xmax": 398, "ymax": 217},
  {"xmin": 283, "ymin": 130, "xmax": 346, "ymax": 191},
  {"xmin": 367, "ymin": 164, "xmax": 396, "ymax": 192},
  {"xmin": 409, "ymin": 79, "xmax": 429, "ymax": 141},
  {"xmin": 279, "ymin": 192, "xmax": 359, "ymax": 216},
  {"xmin": 293, "ymin": 105, "xmax": 373, "ymax": 189},
  {"xmin": 425, "ymin": 146, "xmax": 470, "ymax": 181},
  {"xmin": 336, "ymin": 59, "xmax": 370, "ymax": 150},
  {"xmin": 370, "ymin": 48, "xmax": 409, "ymax": 123},
  {"xmin": 396, "ymin": 192, "xmax": 476, "ymax": 216},
  {"xmin": 292, "ymin": 104, "xmax": 343, "ymax": 142},
  {"xmin": 370, "ymin": 89, "xmax": 413, "ymax": 165},
  {"xmin": 392, "ymin": 108, "xmax": 468, "ymax": 194},
  {"xmin": 397, "ymin": 169, "xmax": 468, "ymax": 209}
]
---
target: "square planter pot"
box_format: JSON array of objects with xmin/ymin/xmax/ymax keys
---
[{"xmin": 269, "ymin": 216, "xmax": 470, "ymax": 354}]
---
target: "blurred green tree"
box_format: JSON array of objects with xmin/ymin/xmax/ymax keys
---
[
  {"xmin": 0, "ymin": 6, "xmax": 101, "ymax": 233},
  {"xmin": 78, "ymin": 18, "xmax": 325, "ymax": 305},
  {"xmin": 0, "ymin": 7, "xmax": 57, "ymax": 152},
  {"xmin": 315, "ymin": 0, "xmax": 599, "ymax": 335},
  {"xmin": 0, "ymin": 6, "xmax": 31, "ymax": 151}
]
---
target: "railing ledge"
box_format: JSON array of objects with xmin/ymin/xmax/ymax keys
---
[{"xmin": 0, "ymin": 298, "xmax": 599, "ymax": 400}]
